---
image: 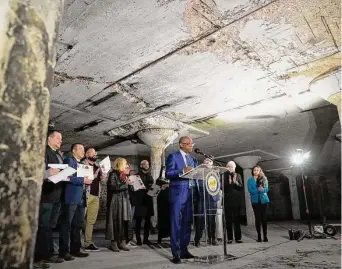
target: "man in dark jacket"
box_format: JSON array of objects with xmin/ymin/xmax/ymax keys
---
[
  {"xmin": 34, "ymin": 130, "xmax": 65, "ymax": 268},
  {"xmin": 223, "ymin": 161, "xmax": 243, "ymax": 244},
  {"xmin": 131, "ymin": 160, "xmax": 154, "ymax": 245},
  {"xmin": 59, "ymin": 143, "xmax": 91, "ymax": 260}
]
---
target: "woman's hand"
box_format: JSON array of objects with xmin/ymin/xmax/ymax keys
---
[{"xmin": 258, "ymin": 186, "xmax": 264, "ymax": 192}]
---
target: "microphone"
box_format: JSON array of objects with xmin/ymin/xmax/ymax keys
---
[{"xmin": 194, "ymin": 148, "xmax": 213, "ymax": 160}]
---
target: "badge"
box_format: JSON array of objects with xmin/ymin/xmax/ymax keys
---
[{"xmin": 205, "ymin": 171, "xmax": 220, "ymax": 196}]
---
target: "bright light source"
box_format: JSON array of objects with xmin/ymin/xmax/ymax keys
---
[{"xmin": 291, "ymin": 149, "xmax": 310, "ymax": 166}]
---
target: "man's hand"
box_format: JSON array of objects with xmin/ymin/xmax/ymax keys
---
[
  {"xmin": 48, "ymin": 168, "xmax": 60, "ymax": 176},
  {"xmin": 258, "ymin": 186, "xmax": 264, "ymax": 192},
  {"xmin": 183, "ymin": 166, "xmax": 193, "ymax": 173},
  {"xmin": 84, "ymin": 177, "xmax": 92, "ymax": 185}
]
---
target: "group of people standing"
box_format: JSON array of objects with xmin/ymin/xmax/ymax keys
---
[{"xmin": 34, "ymin": 130, "xmax": 270, "ymax": 268}]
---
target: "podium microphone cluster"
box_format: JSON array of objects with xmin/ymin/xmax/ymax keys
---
[{"xmin": 194, "ymin": 148, "xmax": 213, "ymax": 160}]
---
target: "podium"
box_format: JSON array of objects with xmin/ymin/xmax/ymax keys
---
[{"xmin": 180, "ymin": 164, "xmax": 236, "ymax": 264}]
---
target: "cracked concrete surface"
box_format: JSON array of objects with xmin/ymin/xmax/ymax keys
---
[
  {"xmin": 48, "ymin": 222, "xmax": 341, "ymax": 269},
  {"xmin": 50, "ymin": 0, "xmax": 341, "ymax": 174}
]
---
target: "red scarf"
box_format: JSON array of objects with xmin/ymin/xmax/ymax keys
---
[{"xmin": 119, "ymin": 168, "xmax": 130, "ymax": 184}]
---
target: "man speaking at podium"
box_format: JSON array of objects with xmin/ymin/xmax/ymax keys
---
[{"xmin": 166, "ymin": 136, "xmax": 197, "ymax": 264}]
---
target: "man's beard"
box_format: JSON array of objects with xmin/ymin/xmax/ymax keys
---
[
  {"xmin": 141, "ymin": 167, "xmax": 150, "ymax": 172},
  {"xmin": 87, "ymin": 157, "xmax": 97, "ymax": 162}
]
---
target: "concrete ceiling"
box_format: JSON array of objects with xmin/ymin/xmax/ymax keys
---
[{"xmin": 51, "ymin": 0, "xmax": 341, "ymax": 172}]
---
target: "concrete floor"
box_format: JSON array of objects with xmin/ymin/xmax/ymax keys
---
[{"xmin": 50, "ymin": 222, "xmax": 341, "ymax": 269}]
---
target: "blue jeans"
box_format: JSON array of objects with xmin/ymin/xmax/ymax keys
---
[
  {"xmin": 35, "ymin": 202, "xmax": 60, "ymax": 261},
  {"xmin": 59, "ymin": 203, "xmax": 85, "ymax": 256}
]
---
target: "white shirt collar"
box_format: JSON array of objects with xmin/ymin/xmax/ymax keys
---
[{"xmin": 179, "ymin": 149, "xmax": 188, "ymax": 157}]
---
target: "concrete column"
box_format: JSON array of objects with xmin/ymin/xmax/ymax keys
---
[
  {"xmin": 233, "ymin": 156, "xmax": 261, "ymax": 226},
  {"xmin": 282, "ymin": 169, "xmax": 301, "ymax": 220},
  {"xmin": 0, "ymin": 1, "xmax": 62, "ymax": 268},
  {"xmin": 137, "ymin": 129, "xmax": 178, "ymax": 227}
]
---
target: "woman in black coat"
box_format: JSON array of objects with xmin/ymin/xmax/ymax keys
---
[{"xmin": 105, "ymin": 157, "xmax": 132, "ymax": 252}]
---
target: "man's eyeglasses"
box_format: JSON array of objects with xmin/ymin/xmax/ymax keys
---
[{"xmin": 181, "ymin": 142, "xmax": 195, "ymax": 146}]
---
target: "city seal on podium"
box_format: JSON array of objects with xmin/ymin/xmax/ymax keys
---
[{"xmin": 205, "ymin": 171, "xmax": 220, "ymax": 196}]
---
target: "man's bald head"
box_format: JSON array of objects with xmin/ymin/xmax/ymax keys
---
[
  {"xmin": 140, "ymin": 160, "xmax": 150, "ymax": 172},
  {"xmin": 179, "ymin": 136, "xmax": 193, "ymax": 153}
]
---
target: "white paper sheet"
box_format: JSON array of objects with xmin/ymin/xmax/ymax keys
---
[
  {"xmin": 99, "ymin": 156, "xmax": 111, "ymax": 174},
  {"xmin": 129, "ymin": 175, "xmax": 145, "ymax": 191},
  {"xmin": 48, "ymin": 164, "xmax": 69, "ymax": 169},
  {"xmin": 147, "ymin": 184, "xmax": 161, "ymax": 197},
  {"xmin": 77, "ymin": 164, "xmax": 94, "ymax": 180},
  {"xmin": 48, "ymin": 167, "xmax": 76, "ymax": 184}
]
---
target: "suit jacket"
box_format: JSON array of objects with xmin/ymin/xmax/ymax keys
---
[
  {"xmin": 166, "ymin": 150, "xmax": 198, "ymax": 185},
  {"xmin": 63, "ymin": 156, "xmax": 85, "ymax": 205}
]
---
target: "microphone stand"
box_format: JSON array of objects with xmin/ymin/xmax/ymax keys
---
[{"xmin": 195, "ymin": 151, "xmax": 228, "ymax": 257}]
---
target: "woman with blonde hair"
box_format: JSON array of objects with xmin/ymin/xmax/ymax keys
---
[
  {"xmin": 247, "ymin": 165, "xmax": 270, "ymax": 242},
  {"xmin": 105, "ymin": 158, "xmax": 132, "ymax": 252}
]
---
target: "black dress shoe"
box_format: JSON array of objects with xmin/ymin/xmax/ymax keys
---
[
  {"xmin": 60, "ymin": 253, "xmax": 75, "ymax": 261},
  {"xmin": 171, "ymin": 256, "xmax": 182, "ymax": 264},
  {"xmin": 227, "ymin": 240, "xmax": 233, "ymax": 244},
  {"xmin": 236, "ymin": 240, "xmax": 243, "ymax": 243},
  {"xmin": 194, "ymin": 241, "xmax": 201, "ymax": 247},
  {"xmin": 70, "ymin": 251, "xmax": 89, "ymax": 258},
  {"xmin": 180, "ymin": 252, "xmax": 195, "ymax": 259}
]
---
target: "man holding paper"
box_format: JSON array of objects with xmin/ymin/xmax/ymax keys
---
[
  {"xmin": 59, "ymin": 143, "xmax": 92, "ymax": 261},
  {"xmin": 34, "ymin": 130, "xmax": 65, "ymax": 268},
  {"xmin": 83, "ymin": 148, "xmax": 107, "ymax": 252}
]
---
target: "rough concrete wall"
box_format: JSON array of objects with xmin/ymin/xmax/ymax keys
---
[
  {"xmin": 266, "ymin": 174, "xmax": 293, "ymax": 220},
  {"xmin": 296, "ymin": 171, "xmax": 341, "ymax": 220},
  {"xmin": 0, "ymin": 0, "xmax": 62, "ymax": 268}
]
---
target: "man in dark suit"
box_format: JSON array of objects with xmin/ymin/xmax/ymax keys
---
[
  {"xmin": 166, "ymin": 136, "xmax": 197, "ymax": 264},
  {"xmin": 59, "ymin": 143, "xmax": 92, "ymax": 260}
]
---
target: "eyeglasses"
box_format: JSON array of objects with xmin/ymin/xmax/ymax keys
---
[{"xmin": 181, "ymin": 142, "xmax": 195, "ymax": 146}]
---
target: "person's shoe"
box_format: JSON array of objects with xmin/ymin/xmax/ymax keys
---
[
  {"xmin": 71, "ymin": 251, "xmax": 89, "ymax": 258},
  {"xmin": 108, "ymin": 241, "xmax": 120, "ymax": 252},
  {"xmin": 211, "ymin": 239, "xmax": 218, "ymax": 246},
  {"xmin": 217, "ymin": 238, "xmax": 223, "ymax": 242},
  {"xmin": 194, "ymin": 241, "xmax": 201, "ymax": 247},
  {"xmin": 257, "ymin": 234, "xmax": 262, "ymax": 242},
  {"xmin": 43, "ymin": 256, "xmax": 64, "ymax": 263},
  {"xmin": 84, "ymin": 244, "xmax": 100, "ymax": 252},
  {"xmin": 236, "ymin": 240, "xmax": 243, "ymax": 243},
  {"xmin": 126, "ymin": 241, "xmax": 137, "ymax": 248},
  {"xmin": 171, "ymin": 256, "xmax": 182, "ymax": 264},
  {"xmin": 60, "ymin": 253, "xmax": 75, "ymax": 261},
  {"xmin": 33, "ymin": 261, "xmax": 50, "ymax": 269},
  {"xmin": 118, "ymin": 242, "xmax": 130, "ymax": 251},
  {"xmin": 227, "ymin": 240, "xmax": 233, "ymax": 244},
  {"xmin": 263, "ymin": 235, "xmax": 268, "ymax": 242},
  {"xmin": 180, "ymin": 251, "xmax": 195, "ymax": 259}
]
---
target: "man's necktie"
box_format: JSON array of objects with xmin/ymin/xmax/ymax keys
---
[{"xmin": 185, "ymin": 154, "xmax": 194, "ymax": 188}]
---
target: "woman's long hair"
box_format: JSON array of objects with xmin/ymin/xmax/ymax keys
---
[{"xmin": 252, "ymin": 165, "xmax": 267, "ymax": 187}]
